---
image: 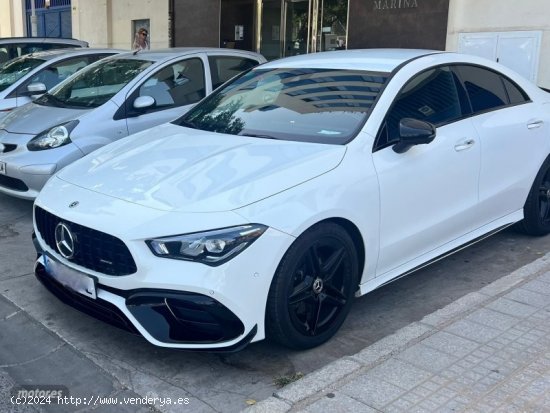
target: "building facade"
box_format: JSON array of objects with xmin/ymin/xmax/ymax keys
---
[
  {"xmin": 446, "ymin": 0, "xmax": 550, "ymax": 89},
  {"xmin": 172, "ymin": 0, "xmax": 450, "ymax": 61},
  {"xmin": 2, "ymin": 0, "xmax": 550, "ymax": 88}
]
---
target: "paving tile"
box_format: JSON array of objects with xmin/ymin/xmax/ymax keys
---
[
  {"xmin": 5, "ymin": 345, "xmax": 119, "ymax": 413},
  {"xmin": 504, "ymin": 288, "xmax": 549, "ymax": 308},
  {"xmin": 464, "ymin": 308, "xmax": 520, "ymax": 331},
  {"xmin": 444, "ymin": 319, "xmax": 502, "ymax": 344},
  {"xmin": 365, "ymin": 358, "xmax": 432, "ymax": 391},
  {"xmin": 486, "ymin": 298, "xmax": 538, "ymax": 318},
  {"xmin": 521, "ymin": 279, "xmax": 550, "ymax": 295},
  {"xmin": 421, "ymin": 331, "xmax": 479, "ymax": 358},
  {"xmin": 0, "ymin": 312, "xmax": 63, "ymax": 367},
  {"xmin": 340, "ymin": 375, "xmax": 406, "ymax": 409},
  {"xmin": 397, "ymin": 343, "xmax": 459, "ymax": 374},
  {"xmin": 304, "ymin": 392, "xmax": 377, "ymax": 413}
]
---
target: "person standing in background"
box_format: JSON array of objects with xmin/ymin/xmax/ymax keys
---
[{"xmin": 133, "ymin": 27, "xmax": 150, "ymax": 51}]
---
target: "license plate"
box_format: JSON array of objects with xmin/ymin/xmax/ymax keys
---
[
  {"xmin": 44, "ymin": 254, "xmax": 97, "ymax": 299},
  {"xmin": 0, "ymin": 161, "xmax": 5, "ymax": 175}
]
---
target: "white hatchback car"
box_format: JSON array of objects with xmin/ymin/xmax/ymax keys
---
[{"xmin": 32, "ymin": 49, "xmax": 550, "ymax": 351}]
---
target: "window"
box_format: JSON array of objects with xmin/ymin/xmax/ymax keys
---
[
  {"xmin": 15, "ymin": 55, "xmax": 111, "ymax": 97},
  {"xmin": 208, "ymin": 56, "xmax": 260, "ymax": 90},
  {"xmin": 457, "ymin": 65, "xmax": 509, "ymax": 113},
  {"xmin": 138, "ymin": 58, "xmax": 205, "ymax": 109},
  {"xmin": 502, "ymin": 77, "xmax": 530, "ymax": 105},
  {"xmin": 177, "ymin": 68, "xmax": 389, "ymax": 144},
  {"xmin": 380, "ymin": 66, "xmax": 464, "ymax": 147},
  {"xmin": 35, "ymin": 58, "xmax": 153, "ymax": 109}
]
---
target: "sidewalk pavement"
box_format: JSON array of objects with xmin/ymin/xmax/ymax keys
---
[{"xmin": 245, "ymin": 253, "xmax": 550, "ymax": 413}]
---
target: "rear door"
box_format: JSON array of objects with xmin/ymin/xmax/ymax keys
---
[{"xmin": 455, "ymin": 64, "xmax": 550, "ymax": 222}]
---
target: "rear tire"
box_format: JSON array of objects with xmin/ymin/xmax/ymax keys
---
[
  {"xmin": 265, "ymin": 222, "xmax": 359, "ymax": 349},
  {"xmin": 519, "ymin": 156, "xmax": 550, "ymax": 236}
]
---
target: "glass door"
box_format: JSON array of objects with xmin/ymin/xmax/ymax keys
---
[
  {"xmin": 283, "ymin": 0, "xmax": 311, "ymax": 57},
  {"xmin": 259, "ymin": 0, "xmax": 283, "ymax": 61},
  {"xmin": 316, "ymin": 0, "xmax": 348, "ymax": 52},
  {"xmin": 256, "ymin": 0, "xmax": 348, "ymax": 59}
]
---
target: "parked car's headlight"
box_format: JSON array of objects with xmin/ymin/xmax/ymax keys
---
[
  {"xmin": 27, "ymin": 120, "xmax": 79, "ymax": 151},
  {"xmin": 146, "ymin": 224, "xmax": 268, "ymax": 266}
]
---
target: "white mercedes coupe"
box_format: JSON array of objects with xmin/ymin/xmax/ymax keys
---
[{"xmin": 32, "ymin": 49, "xmax": 550, "ymax": 351}]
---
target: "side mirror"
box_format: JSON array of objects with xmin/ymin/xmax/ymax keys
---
[
  {"xmin": 133, "ymin": 95, "xmax": 155, "ymax": 111},
  {"xmin": 26, "ymin": 82, "xmax": 47, "ymax": 97},
  {"xmin": 392, "ymin": 118, "xmax": 436, "ymax": 154}
]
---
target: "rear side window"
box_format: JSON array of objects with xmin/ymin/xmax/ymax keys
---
[
  {"xmin": 456, "ymin": 65, "xmax": 509, "ymax": 113},
  {"xmin": 502, "ymin": 77, "xmax": 530, "ymax": 105},
  {"xmin": 208, "ymin": 56, "xmax": 260, "ymax": 90}
]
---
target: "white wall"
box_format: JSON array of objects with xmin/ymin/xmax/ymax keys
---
[
  {"xmin": 72, "ymin": 0, "xmax": 169, "ymax": 50},
  {"xmin": 0, "ymin": 0, "xmax": 26, "ymax": 37},
  {"xmin": 446, "ymin": 0, "xmax": 550, "ymax": 88}
]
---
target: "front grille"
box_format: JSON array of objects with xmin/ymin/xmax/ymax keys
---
[
  {"xmin": 0, "ymin": 174, "xmax": 28, "ymax": 191},
  {"xmin": 35, "ymin": 206, "xmax": 137, "ymax": 276}
]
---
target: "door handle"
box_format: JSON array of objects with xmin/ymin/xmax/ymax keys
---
[
  {"xmin": 527, "ymin": 120, "xmax": 543, "ymax": 129},
  {"xmin": 454, "ymin": 139, "xmax": 475, "ymax": 151}
]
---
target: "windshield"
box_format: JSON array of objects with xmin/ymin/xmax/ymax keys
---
[
  {"xmin": 0, "ymin": 56, "xmax": 45, "ymax": 92},
  {"xmin": 175, "ymin": 67, "xmax": 389, "ymax": 144},
  {"xmin": 35, "ymin": 58, "xmax": 153, "ymax": 109}
]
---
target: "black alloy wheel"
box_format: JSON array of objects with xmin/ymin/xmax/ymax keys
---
[
  {"xmin": 520, "ymin": 155, "xmax": 550, "ymax": 236},
  {"xmin": 266, "ymin": 222, "xmax": 359, "ymax": 349}
]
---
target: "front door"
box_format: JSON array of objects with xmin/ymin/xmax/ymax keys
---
[{"xmin": 372, "ymin": 66, "xmax": 481, "ymax": 276}]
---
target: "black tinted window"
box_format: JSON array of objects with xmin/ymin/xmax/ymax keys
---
[
  {"xmin": 383, "ymin": 66, "xmax": 463, "ymax": 145},
  {"xmin": 208, "ymin": 56, "xmax": 260, "ymax": 89},
  {"xmin": 458, "ymin": 65, "xmax": 508, "ymax": 113},
  {"xmin": 502, "ymin": 77, "xmax": 529, "ymax": 105}
]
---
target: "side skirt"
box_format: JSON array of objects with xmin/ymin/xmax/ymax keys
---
[{"xmin": 357, "ymin": 209, "xmax": 522, "ymax": 297}]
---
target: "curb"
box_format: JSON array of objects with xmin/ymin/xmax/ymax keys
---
[{"xmin": 243, "ymin": 251, "xmax": 550, "ymax": 412}]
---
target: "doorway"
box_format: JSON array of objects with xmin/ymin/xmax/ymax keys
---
[{"xmin": 257, "ymin": 0, "xmax": 348, "ymax": 60}]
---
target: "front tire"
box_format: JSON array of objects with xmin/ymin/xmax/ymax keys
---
[
  {"xmin": 266, "ymin": 222, "xmax": 359, "ymax": 349},
  {"xmin": 519, "ymin": 155, "xmax": 550, "ymax": 236}
]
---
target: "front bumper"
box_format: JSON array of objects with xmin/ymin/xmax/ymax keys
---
[
  {"xmin": 32, "ymin": 189, "xmax": 295, "ymax": 349},
  {"xmin": 0, "ymin": 134, "xmax": 84, "ymax": 200},
  {"xmin": 34, "ymin": 256, "xmax": 258, "ymax": 351}
]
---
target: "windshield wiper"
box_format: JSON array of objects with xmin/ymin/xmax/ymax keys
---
[
  {"xmin": 34, "ymin": 93, "xmax": 69, "ymax": 108},
  {"xmin": 238, "ymin": 132, "xmax": 279, "ymax": 140},
  {"xmin": 178, "ymin": 119, "xmax": 198, "ymax": 129}
]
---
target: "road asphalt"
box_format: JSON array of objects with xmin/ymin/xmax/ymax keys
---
[{"xmin": 245, "ymin": 252, "xmax": 550, "ymax": 413}]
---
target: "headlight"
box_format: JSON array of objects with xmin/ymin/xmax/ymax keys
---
[
  {"xmin": 27, "ymin": 120, "xmax": 79, "ymax": 151},
  {"xmin": 146, "ymin": 224, "xmax": 268, "ymax": 266}
]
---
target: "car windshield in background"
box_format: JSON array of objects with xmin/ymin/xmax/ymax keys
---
[
  {"xmin": 35, "ymin": 58, "xmax": 153, "ymax": 109},
  {"xmin": 0, "ymin": 56, "xmax": 45, "ymax": 92},
  {"xmin": 176, "ymin": 68, "xmax": 390, "ymax": 144}
]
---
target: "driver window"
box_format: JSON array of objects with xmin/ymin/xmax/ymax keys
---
[
  {"xmin": 138, "ymin": 57, "xmax": 205, "ymax": 109},
  {"xmin": 379, "ymin": 66, "xmax": 464, "ymax": 148}
]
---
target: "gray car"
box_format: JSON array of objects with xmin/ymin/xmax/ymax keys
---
[
  {"xmin": 0, "ymin": 37, "xmax": 89, "ymax": 63},
  {"xmin": 0, "ymin": 48, "xmax": 266, "ymax": 199},
  {"xmin": 0, "ymin": 48, "xmax": 121, "ymax": 118}
]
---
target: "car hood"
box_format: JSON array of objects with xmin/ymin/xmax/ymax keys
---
[
  {"xmin": 0, "ymin": 102, "xmax": 86, "ymax": 134},
  {"xmin": 57, "ymin": 123, "xmax": 346, "ymax": 212}
]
